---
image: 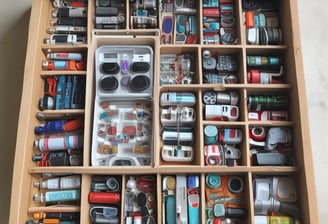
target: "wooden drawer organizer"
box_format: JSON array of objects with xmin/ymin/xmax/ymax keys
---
[{"xmin": 10, "ymin": 0, "xmax": 319, "ymax": 223}]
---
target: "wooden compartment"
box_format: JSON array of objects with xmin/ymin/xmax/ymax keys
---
[{"xmin": 10, "ymin": 0, "xmax": 318, "ymax": 223}]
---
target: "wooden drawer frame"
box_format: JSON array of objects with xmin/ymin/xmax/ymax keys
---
[{"xmin": 9, "ymin": 0, "xmax": 319, "ymax": 223}]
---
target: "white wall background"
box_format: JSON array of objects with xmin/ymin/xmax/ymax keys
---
[{"xmin": 0, "ymin": 0, "xmax": 327, "ymax": 223}]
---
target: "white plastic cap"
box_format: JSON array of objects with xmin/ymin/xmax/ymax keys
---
[{"xmin": 33, "ymin": 140, "xmax": 39, "ymax": 148}]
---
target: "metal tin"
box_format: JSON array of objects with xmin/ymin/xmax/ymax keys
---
[
  {"xmin": 227, "ymin": 176, "xmax": 244, "ymax": 194},
  {"xmin": 204, "ymin": 125, "xmax": 218, "ymax": 144},
  {"xmin": 206, "ymin": 173, "xmax": 221, "ymax": 188}
]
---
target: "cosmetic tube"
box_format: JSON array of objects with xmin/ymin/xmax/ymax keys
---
[{"xmin": 33, "ymin": 189, "xmax": 80, "ymax": 203}]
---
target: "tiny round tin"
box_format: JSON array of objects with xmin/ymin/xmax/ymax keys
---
[
  {"xmin": 204, "ymin": 125, "xmax": 218, "ymax": 144},
  {"xmin": 206, "ymin": 173, "xmax": 221, "ymax": 188}
]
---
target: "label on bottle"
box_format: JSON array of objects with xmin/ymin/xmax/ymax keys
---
[
  {"xmin": 45, "ymin": 189, "xmax": 81, "ymax": 202},
  {"xmin": 46, "ymin": 178, "xmax": 60, "ymax": 189},
  {"xmin": 60, "ymin": 175, "xmax": 81, "ymax": 189},
  {"xmin": 267, "ymin": 216, "xmax": 295, "ymax": 224}
]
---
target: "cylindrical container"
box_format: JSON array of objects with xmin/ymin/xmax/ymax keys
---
[
  {"xmin": 254, "ymin": 199, "xmax": 269, "ymax": 215},
  {"xmin": 34, "ymin": 135, "xmax": 83, "ymax": 151},
  {"xmin": 91, "ymin": 182, "xmax": 109, "ymax": 191},
  {"xmin": 160, "ymin": 92, "xmax": 196, "ymax": 106},
  {"xmin": 254, "ymin": 197, "xmax": 281, "ymax": 215},
  {"xmin": 217, "ymin": 91, "xmax": 239, "ymax": 105},
  {"xmin": 88, "ymin": 192, "xmax": 121, "ymax": 204},
  {"xmin": 247, "ymin": 95, "xmax": 288, "ymax": 110},
  {"xmin": 33, "ymin": 189, "xmax": 81, "ymax": 203},
  {"xmin": 245, "ymin": 11, "xmax": 255, "ymax": 28},
  {"xmin": 248, "ymin": 70, "xmax": 271, "ymax": 84},
  {"xmin": 254, "ymin": 216, "xmax": 299, "ymax": 224},
  {"xmin": 139, "ymin": 0, "xmax": 156, "ymax": 8},
  {"xmin": 33, "ymin": 175, "xmax": 81, "ymax": 189},
  {"xmin": 34, "ymin": 119, "xmax": 83, "ymax": 135},
  {"xmin": 91, "ymin": 177, "xmax": 120, "ymax": 192},
  {"xmin": 247, "ymin": 56, "xmax": 281, "ymax": 66},
  {"xmin": 46, "ymin": 26, "xmax": 86, "ymax": 34},
  {"xmin": 248, "ymin": 70, "xmax": 283, "ymax": 84},
  {"xmin": 227, "ymin": 176, "xmax": 244, "ymax": 194},
  {"xmin": 42, "ymin": 60, "xmax": 84, "ymax": 70},
  {"xmin": 47, "ymin": 52, "xmax": 83, "ymax": 61},
  {"xmin": 249, "ymin": 127, "xmax": 266, "ymax": 141},
  {"xmin": 32, "ymin": 211, "xmax": 80, "ymax": 221},
  {"xmin": 163, "ymin": 176, "xmax": 176, "ymax": 191},
  {"xmin": 206, "ymin": 173, "xmax": 221, "ymax": 188},
  {"xmin": 203, "ymin": 91, "xmax": 239, "ymax": 105},
  {"xmin": 204, "ymin": 125, "xmax": 218, "ymax": 144},
  {"xmin": 44, "ymin": 34, "xmax": 83, "ymax": 44}
]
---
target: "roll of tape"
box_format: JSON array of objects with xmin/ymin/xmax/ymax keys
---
[
  {"xmin": 250, "ymin": 127, "xmax": 266, "ymax": 141},
  {"xmin": 106, "ymin": 177, "xmax": 120, "ymax": 191}
]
